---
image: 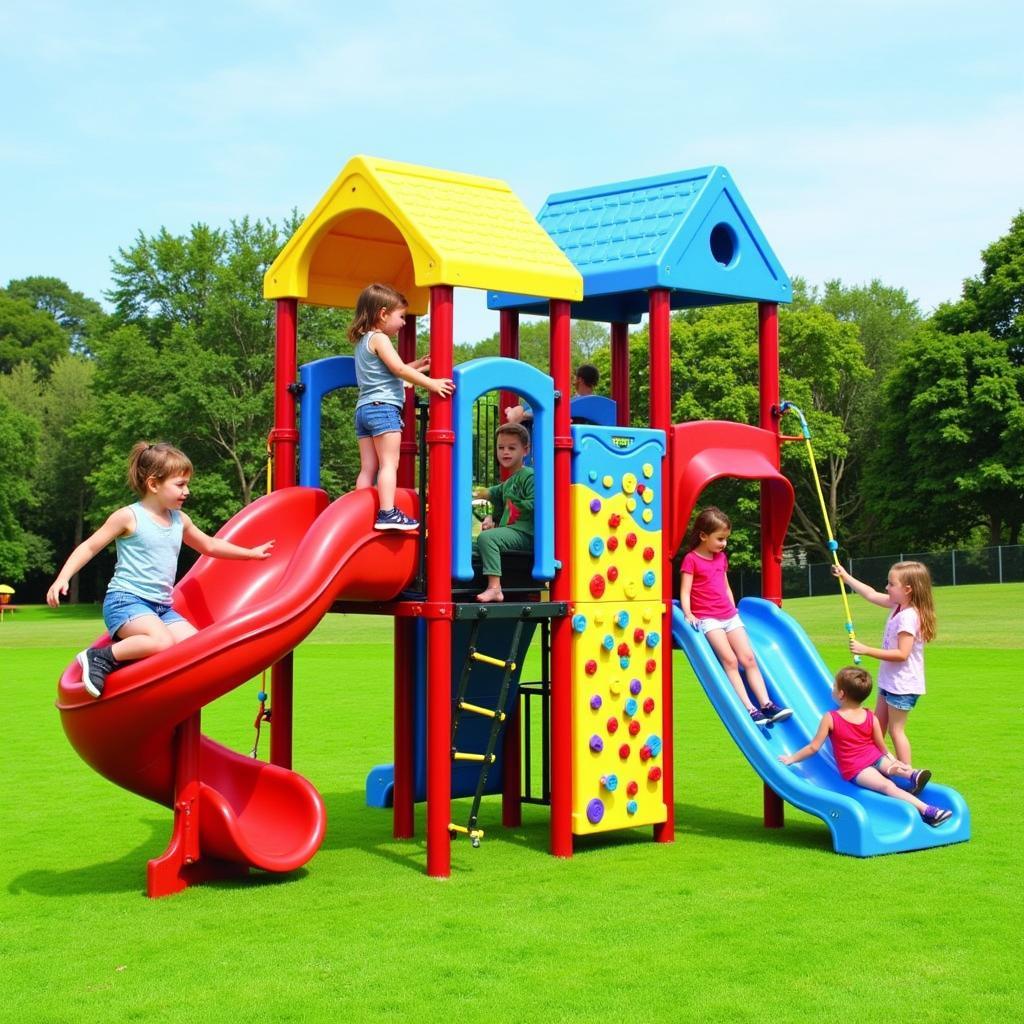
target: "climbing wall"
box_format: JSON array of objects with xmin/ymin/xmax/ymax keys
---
[{"xmin": 569, "ymin": 426, "xmax": 667, "ymax": 835}]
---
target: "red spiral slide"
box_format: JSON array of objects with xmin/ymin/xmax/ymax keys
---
[{"xmin": 56, "ymin": 486, "xmax": 419, "ymax": 896}]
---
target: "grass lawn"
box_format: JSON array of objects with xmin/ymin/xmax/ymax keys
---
[{"xmin": 1, "ymin": 584, "xmax": 1022, "ymax": 1022}]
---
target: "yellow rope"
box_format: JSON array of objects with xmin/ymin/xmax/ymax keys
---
[{"xmin": 780, "ymin": 403, "xmax": 860, "ymax": 663}]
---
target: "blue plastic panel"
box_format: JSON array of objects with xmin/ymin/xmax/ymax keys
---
[
  {"xmin": 451, "ymin": 357, "xmax": 555, "ymax": 581},
  {"xmin": 671, "ymin": 599, "xmax": 970, "ymax": 856},
  {"xmin": 298, "ymin": 356, "xmax": 358, "ymax": 488}
]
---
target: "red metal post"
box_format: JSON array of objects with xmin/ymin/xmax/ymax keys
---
[
  {"xmin": 393, "ymin": 617, "xmax": 415, "ymax": 838},
  {"xmin": 398, "ymin": 315, "xmax": 418, "ymax": 490},
  {"xmin": 611, "ymin": 321, "xmax": 631, "ymax": 426},
  {"xmin": 549, "ymin": 299, "xmax": 574, "ymax": 858},
  {"xmin": 426, "ymin": 285, "xmax": 455, "ymax": 877},
  {"xmin": 499, "ymin": 309, "xmax": 521, "ymax": 423},
  {"xmin": 759, "ymin": 300, "xmax": 785, "ymax": 829},
  {"xmin": 649, "ymin": 289, "xmax": 675, "ymax": 843},
  {"xmin": 498, "ymin": 308, "xmax": 524, "ymax": 825},
  {"xmin": 270, "ymin": 297, "xmax": 298, "ymax": 769}
]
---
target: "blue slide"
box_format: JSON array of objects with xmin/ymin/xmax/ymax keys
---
[{"xmin": 671, "ymin": 598, "xmax": 970, "ymax": 856}]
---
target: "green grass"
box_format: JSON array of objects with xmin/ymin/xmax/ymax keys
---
[{"xmin": 2, "ymin": 585, "xmax": 1022, "ymax": 1022}]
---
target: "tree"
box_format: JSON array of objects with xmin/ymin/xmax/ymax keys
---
[
  {"xmin": 934, "ymin": 210, "xmax": 1024, "ymax": 365},
  {"xmin": 0, "ymin": 394, "xmax": 45, "ymax": 582},
  {"xmin": 5, "ymin": 276, "xmax": 105, "ymax": 356},
  {"xmin": 0, "ymin": 291, "xmax": 67, "ymax": 376},
  {"xmin": 88, "ymin": 217, "xmax": 355, "ymax": 535},
  {"xmin": 866, "ymin": 325, "xmax": 1024, "ymax": 547}
]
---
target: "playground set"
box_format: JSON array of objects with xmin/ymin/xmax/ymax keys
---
[{"xmin": 56, "ymin": 156, "xmax": 969, "ymax": 898}]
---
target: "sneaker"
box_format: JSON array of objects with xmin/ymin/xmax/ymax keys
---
[
  {"xmin": 749, "ymin": 707, "xmax": 770, "ymax": 727},
  {"xmin": 761, "ymin": 701, "xmax": 793, "ymax": 723},
  {"xmin": 374, "ymin": 508, "xmax": 419, "ymax": 532},
  {"xmin": 76, "ymin": 646, "xmax": 119, "ymax": 698},
  {"xmin": 910, "ymin": 768, "xmax": 932, "ymax": 796},
  {"xmin": 921, "ymin": 805, "xmax": 952, "ymax": 827}
]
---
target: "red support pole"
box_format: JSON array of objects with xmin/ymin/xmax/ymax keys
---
[
  {"xmin": 426, "ymin": 285, "xmax": 455, "ymax": 877},
  {"xmin": 611, "ymin": 321, "xmax": 631, "ymax": 426},
  {"xmin": 393, "ymin": 618, "xmax": 415, "ymax": 838},
  {"xmin": 649, "ymin": 289, "xmax": 675, "ymax": 843},
  {"xmin": 499, "ymin": 308, "xmax": 523, "ymax": 826},
  {"xmin": 499, "ymin": 309, "xmax": 520, "ymax": 423},
  {"xmin": 270, "ymin": 298, "xmax": 298, "ymax": 769},
  {"xmin": 758, "ymin": 301, "xmax": 783, "ymax": 607},
  {"xmin": 398, "ymin": 315, "xmax": 418, "ymax": 490},
  {"xmin": 549, "ymin": 299, "xmax": 574, "ymax": 858},
  {"xmin": 759, "ymin": 300, "xmax": 785, "ymax": 829}
]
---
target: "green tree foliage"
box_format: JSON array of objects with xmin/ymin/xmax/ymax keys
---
[
  {"xmin": 5, "ymin": 276, "xmax": 105, "ymax": 356},
  {"xmin": 0, "ymin": 290, "xmax": 67, "ymax": 376},
  {"xmin": 934, "ymin": 210, "xmax": 1024, "ymax": 365},
  {"xmin": 868, "ymin": 326, "xmax": 1024, "ymax": 547},
  {"xmin": 0, "ymin": 394, "xmax": 46, "ymax": 581},
  {"xmin": 85, "ymin": 217, "xmax": 355, "ymax": 537}
]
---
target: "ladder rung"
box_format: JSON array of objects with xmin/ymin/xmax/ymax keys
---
[
  {"xmin": 453, "ymin": 751, "xmax": 495, "ymax": 763},
  {"xmin": 458, "ymin": 700, "xmax": 505, "ymax": 720},
  {"xmin": 471, "ymin": 651, "xmax": 515, "ymax": 671}
]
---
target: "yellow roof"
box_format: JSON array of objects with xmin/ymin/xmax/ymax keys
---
[{"xmin": 263, "ymin": 155, "xmax": 582, "ymax": 314}]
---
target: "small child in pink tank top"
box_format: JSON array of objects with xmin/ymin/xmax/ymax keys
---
[{"xmin": 778, "ymin": 666, "xmax": 952, "ymax": 827}]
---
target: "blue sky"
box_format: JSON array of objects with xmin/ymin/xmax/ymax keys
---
[{"xmin": 2, "ymin": 1, "xmax": 1021, "ymax": 344}]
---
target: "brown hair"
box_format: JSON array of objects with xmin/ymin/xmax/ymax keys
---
[
  {"xmin": 127, "ymin": 442, "xmax": 192, "ymax": 496},
  {"xmin": 835, "ymin": 665, "xmax": 873, "ymax": 704},
  {"xmin": 890, "ymin": 561, "xmax": 937, "ymax": 641},
  {"xmin": 347, "ymin": 283, "xmax": 408, "ymax": 343},
  {"xmin": 496, "ymin": 422, "xmax": 530, "ymax": 448},
  {"xmin": 686, "ymin": 506, "xmax": 731, "ymax": 550}
]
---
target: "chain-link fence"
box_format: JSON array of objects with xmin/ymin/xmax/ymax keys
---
[{"xmin": 734, "ymin": 545, "xmax": 1024, "ymax": 600}]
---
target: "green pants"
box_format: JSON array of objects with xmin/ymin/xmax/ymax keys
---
[{"xmin": 474, "ymin": 526, "xmax": 533, "ymax": 577}]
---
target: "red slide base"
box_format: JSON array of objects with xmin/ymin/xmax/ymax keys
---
[{"xmin": 147, "ymin": 824, "xmax": 249, "ymax": 899}]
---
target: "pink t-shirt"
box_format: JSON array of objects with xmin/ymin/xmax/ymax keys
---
[
  {"xmin": 877, "ymin": 605, "xmax": 926, "ymax": 695},
  {"xmin": 681, "ymin": 549, "xmax": 737, "ymax": 620},
  {"xmin": 829, "ymin": 709, "xmax": 886, "ymax": 781}
]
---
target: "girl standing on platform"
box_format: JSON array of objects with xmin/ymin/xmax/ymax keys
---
[
  {"xmin": 680, "ymin": 506, "xmax": 792, "ymax": 727},
  {"xmin": 350, "ymin": 283, "xmax": 455, "ymax": 531},
  {"xmin": 831, "ymin": 560, "xmax": 936, "ymax": 765}
]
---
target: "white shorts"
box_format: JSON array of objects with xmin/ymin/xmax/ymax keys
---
[{"xmin": 698, "ymin": 614, "xmax": 743, "ymax": 635}]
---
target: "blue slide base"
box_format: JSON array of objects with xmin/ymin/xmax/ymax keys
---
[{"xmin": 671, "ymin": 598, "xmax": 970, "ymax": 857}]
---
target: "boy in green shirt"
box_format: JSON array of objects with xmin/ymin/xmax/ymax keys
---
[{"xmin": 473, "ymin": 423, "xmax": 534, "ymax": 603}]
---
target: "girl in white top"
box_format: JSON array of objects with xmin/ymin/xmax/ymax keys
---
[
  {"xmin": 48, "ymin": 442, "xmax": 273, "ymax": 697},
  {"xmin": 832, "ymin": 560, "xmax": 937, "ymax": 765}
]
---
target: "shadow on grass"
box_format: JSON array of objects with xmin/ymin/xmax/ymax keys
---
[{"xmin": 7, "ymin": 816, "xmax": 310, "ymax": 898}]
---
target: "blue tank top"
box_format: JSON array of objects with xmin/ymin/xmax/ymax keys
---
[
  {"xmin": 107, "ymin": 503, "xmax": 183, "ymax": 604},
  {"xmin": 354, "ymin": 331, "xmax": 405, "ymax": 409}
]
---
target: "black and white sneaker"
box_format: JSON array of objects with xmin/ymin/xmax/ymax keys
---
[
  {"xmin": 77, "ymin": 646, "xmax": 119, "ymax": 698},
  {"xmin": 374, "ymin": 508, "xmax": 420, "ymax": 532},
  {"xmin": 762, "ymin": 701, "xmax": 793, "ymax": 723}
]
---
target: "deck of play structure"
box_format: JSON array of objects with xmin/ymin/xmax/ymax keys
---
[{"xmin": 56, "ymin": 157, "xmax": 969, "ymax": 897}]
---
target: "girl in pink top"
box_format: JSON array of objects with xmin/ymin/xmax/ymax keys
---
[
  {"xmin": 779, "ymin": 666, "xmax": 951, "ymax": 826},
  {"xmin": 680, "ymin": 507, "xmax": 791, "ymax": 727},
  {"xmin": 832, "ymin": 560, "xmax": 937, "ymax": 765}
]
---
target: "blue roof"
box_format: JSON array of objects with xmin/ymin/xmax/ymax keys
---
[{"xmin": 489, "ymin": 166, "xmax": 790, "ymax": 322}]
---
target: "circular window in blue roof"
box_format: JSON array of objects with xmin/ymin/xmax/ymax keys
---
[{"xmin": 710, "ymin": 223, "xmax": 738, "ymax": 268}]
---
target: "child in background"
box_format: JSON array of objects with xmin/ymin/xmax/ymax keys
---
[
  {"xmin": 350, "ymin": 283, "xmax": 455, "ymax": 532},
  {"xmin": 779, "ymin": 666, "xmax": 951, "ymax": 826},
  {"xmin": 832, "ymin": 560, "xmax": 936, "ymax": 765},
  {"xmin": 473, "ymin": 423, "xmax": 534, "ymax": 603},
  {"xmin": 503, "ymin": 363, "xmax": 600, "ymax": 427},
  {"xmin": 680, "ymin": 506, "xmax": 792, "ymax": 726},
  {"xmin": 47, "ymin": 442, "xmax": 274, "ymax": 698}
]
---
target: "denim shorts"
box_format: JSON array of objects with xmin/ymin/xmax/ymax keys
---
[
  {"xmin": 103, "ymin": 589, "xmax": 186, "ymax": 639},
  {"xmin": 881, "ymin": 689, "xmax": 920, "ymax": 712},
  {"xmin": 355, "ymin": 402, "xmax": 404, "ymax": 438},
  {"xmin": 698, "ymin": 613, "xmax": 743, "ymax": 635}
]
